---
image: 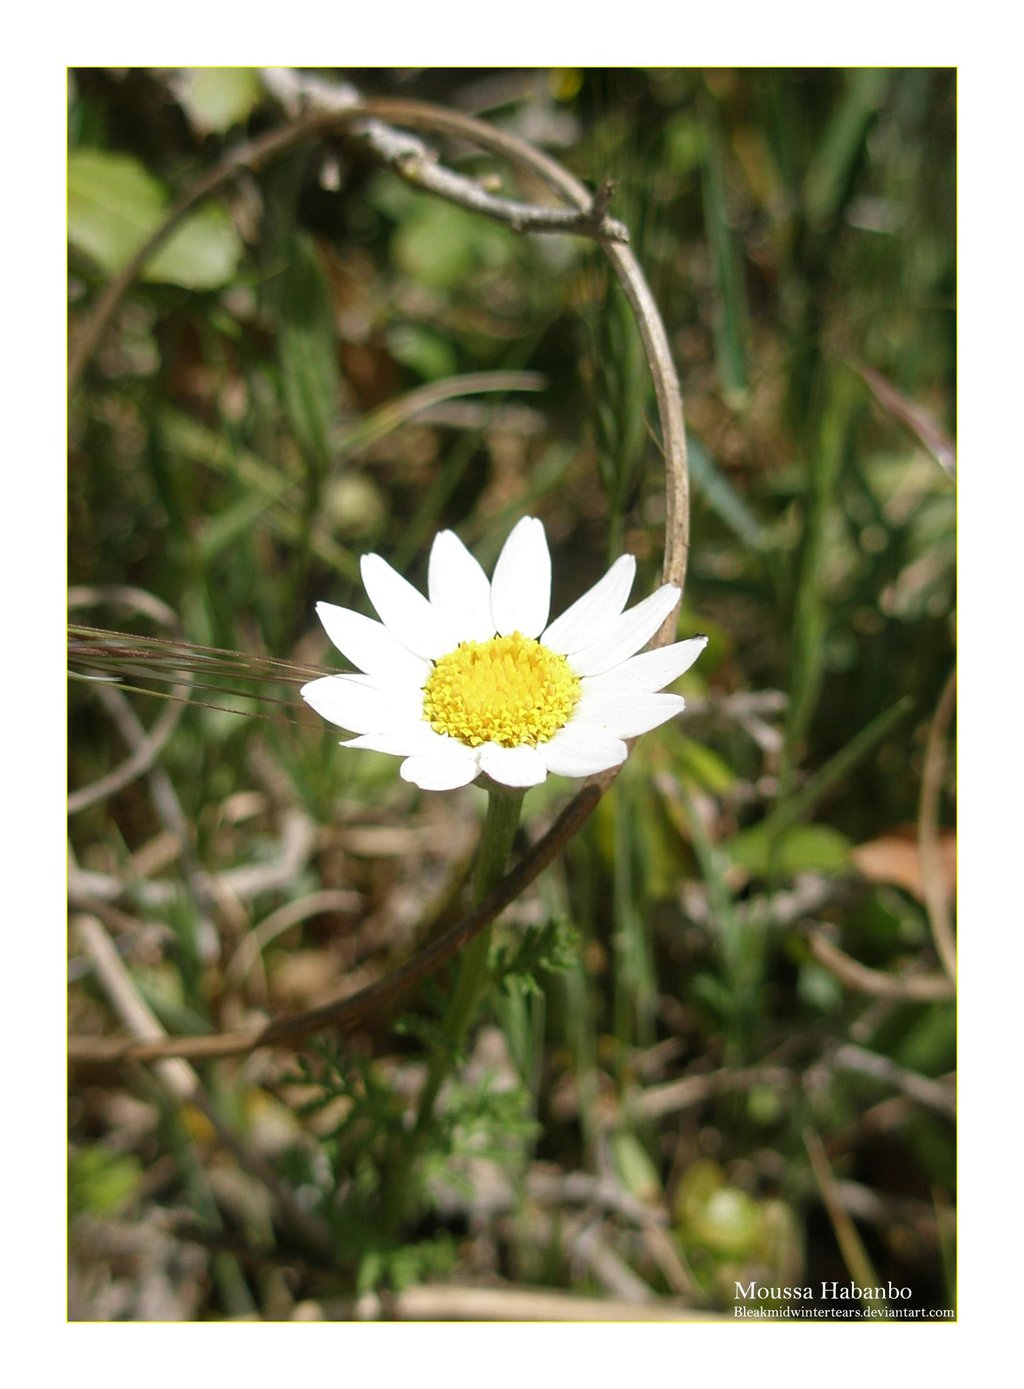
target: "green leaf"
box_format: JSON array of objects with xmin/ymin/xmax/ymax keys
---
[
  {"xmin": 492, "ymin": 917, "xmax": 581, "ymax": 996},
  {"xmin": 804, "ymin": 68, "xmax": 889, "ymax": 228},
  {"xmin": 774, "ymin": 696, "xmax": 913, "ymax": 841},
  {"xmin": 699, "ymin": 93, "xmax": 750, "ymax": 405},
  {"xmin": 612, "ymin": 1131, "xmax": 662, "ymax": 1204},
  {"xmin": 277, "ymin": 233, "xmax": 341, "ymax": 463},
  {"xmin": 674, "ymin": 1158, "xmax": 764, "ymax": 1259},
  {"xmin": 797, "ymin": 961, "xmax": 845, "ymax": 1013},
  {"xmin": 687, "ymin": 433, "xmax": 764, "ymax": 549},
  {"xmin": 664, "ymin": 112, "xmax": 703, "ymax": 175},
  {"xmin": 148, "ymin": 202, "xmax": 244, "ymax": 289},
  {"xmin": 391, "ymin": 198, "xmax": 511, "ymax": 292},
  {"xmin": 672, "ymin": 733, "xmax": 738, "ymax": 795},
  {"xmin": 69, "ymin": 1145, "xmax": 142, "ymax": 1218},
  {"xmin": 68, "ymin": 149, "xmax": 242, "ymax": 288},
  {"xmin": 197, "ymin": 483, "xmax": 290, "ymax": 561},
  {"xmin": 386, "ymin": 324, "xmax": 458, "ymax": 381},
  {"xmin": 728, "ymin": 823, "xmax": 852, "ymax": 877},
  {"xmin": 174, "ymin": 67, "xmax": 263, "ymax": 134}
]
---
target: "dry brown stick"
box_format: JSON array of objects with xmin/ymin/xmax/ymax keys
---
[
  {"xmin": 631, "ymin": 1065, "xmax": 794, "ymax": 1123},
  {"xmin": 832, "ymin": 1044, "xmax": 955, "ymax": 1120},
  {"xmin": 574, "ymin": 1231, "xmax": 658, "ymax": 1305},
  {"xmin": 352, "ymin": 118, "xmax": 629, "ymax": 242},
  {"xmin": 291, "ymin": 1283, "xmax": 717, "ymax": 1322},
  {"xmin": 804, "ymin": 927, "xmax": 954, "ymax": 1003},
  {"xmin": 918, "ymin": 668, "xmax": 956, "ymax": 981},
  {"xmin": 804, "ymin": 1128, "xmax": 882, "ymax": 1293}
]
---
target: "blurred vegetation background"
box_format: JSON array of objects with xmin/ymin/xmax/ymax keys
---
[{"xmin": 68, "ymin": 67, "xmax": 955, "ymax": 1322}]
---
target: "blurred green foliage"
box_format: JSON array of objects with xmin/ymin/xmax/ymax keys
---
[{"xmin": 68, "ymin": 67, "xmax": 955, "ymax": 1322}]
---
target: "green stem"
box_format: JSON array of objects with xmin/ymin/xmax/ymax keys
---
[{"xmin": 381, "ymin": 785, "xmax": 525, "ymax": 1226}]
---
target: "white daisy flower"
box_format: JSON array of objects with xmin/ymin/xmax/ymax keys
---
[{"xmin": 301, "ymin": 517, "xmax": 708, "ymax": 792}]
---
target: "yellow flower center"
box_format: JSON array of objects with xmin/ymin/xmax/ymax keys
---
[{"xmin": 423, "ymin": 632, "xmax": 580, "ymax": 748}]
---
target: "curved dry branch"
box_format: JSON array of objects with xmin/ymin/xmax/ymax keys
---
[
  {"xmin": 355, "ymin": 99, "xmax": 690, "ymax": 599},
  {"xmin": 67, "ymin": 87, "xmax": 690, "ymax": 1070}
]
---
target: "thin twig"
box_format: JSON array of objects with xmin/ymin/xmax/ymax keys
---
[
  {"xmin": 631, "ymin": 1065, "xmax": 794, "ymax": 1123},
  {"xmin": 832, "ymin": 1044, "xmax": 955, "ymax": 1121},
  {"xmin": 225, "ymin": 889, "xmax": 362, "ymax": 991},
  {"xmin": 69, "ymin": 681, "xmax": 187, "ymax": 815},
  {"xmin": 830, "ymin": 1178, "xmax": 942, "ymax": 1233},
  {"xmin": 825, "ymin": 1095, "xmax": 919, "ymax": 1157},
  {"xmin": 854, "ymin": 361, "xmax": 956, "ymax": 477},
  {"xmin": 804, "ymin": 927, "xmax": 954, "ymax": 1003},
  {"xmin": 527, "ymin": 1168, "xmax": 667, "ymax": 1226},
  {"xmin": 354, "ymin": 118, "xmax": 629, "ymax": 242},
  {"xmin": 573, "ymin": 1224, "xmax": 657, "ymax": 1303},
  {"xmin": 367, "ymin": 98, "xmax": 690, "ymax": 598},
  {"xmin": 804, "ymin": 1128, "xmax": 882, "ymax": 1293},
  {"xmin": 74, "ymin": 914, "xmax": 200, "ymax": 1103},
  {"xmin": 260, "ymin": 67, "xmax": 630, "ymax": 242}
]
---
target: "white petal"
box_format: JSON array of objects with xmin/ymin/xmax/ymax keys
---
[
  {"xmin": 400, "ymin": 743, "xmax": 481, "ymax": 791},
  {"xmin": 360, "ymin": 553, "xmax": 455, "ymax": 659},
  {"xmin": 300, "ymin": 673, "xmax": 421, "ymax": 734},
  {"xmin": 490, "ymin": 516, "xmax": 551, "ymax": 638},
  {"xmin": 537, "ymin": 725, "xmax": 628, "ymax": 778},
  {"xmin": 541, "ymin": 554, "xmax": 636, "ymax": 655},
  {"xmin": 569, "ymin": 584, "xmax": 681, "ymax": 677},
  {"xmin": 582, "ymin": 635, "xmax": 709, "ymax": 697},
  {"xmin": 572, "ymin": 691, "xmax": 685, "ymax": 739},
  {"xmin": 315, "ymin": 601, "xmax": 431, "ymax": 681},
  {"xmin": 341, "ymin": 722, "xmax": 448, "ymax": 757},
  {"xmin": 478, "ymin": 742, "xmax": 549, "ymax": 788},
  {"xmin": 427, "ymin": 530, "xmax": 495, "ymax": 642}
]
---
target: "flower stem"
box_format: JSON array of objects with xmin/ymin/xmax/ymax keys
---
[
  {"xmin": 415, "ymin": 786, "xmax": 523, "ymax": 1127},
  {"xmin": 380, "ymin": 785, "xmax": 524, "ymax": 1227}
]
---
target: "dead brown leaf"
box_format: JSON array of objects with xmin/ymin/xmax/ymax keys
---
[{"xmin": 851, "ymin": 826, "xmax": 956, "ymax": 901}]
